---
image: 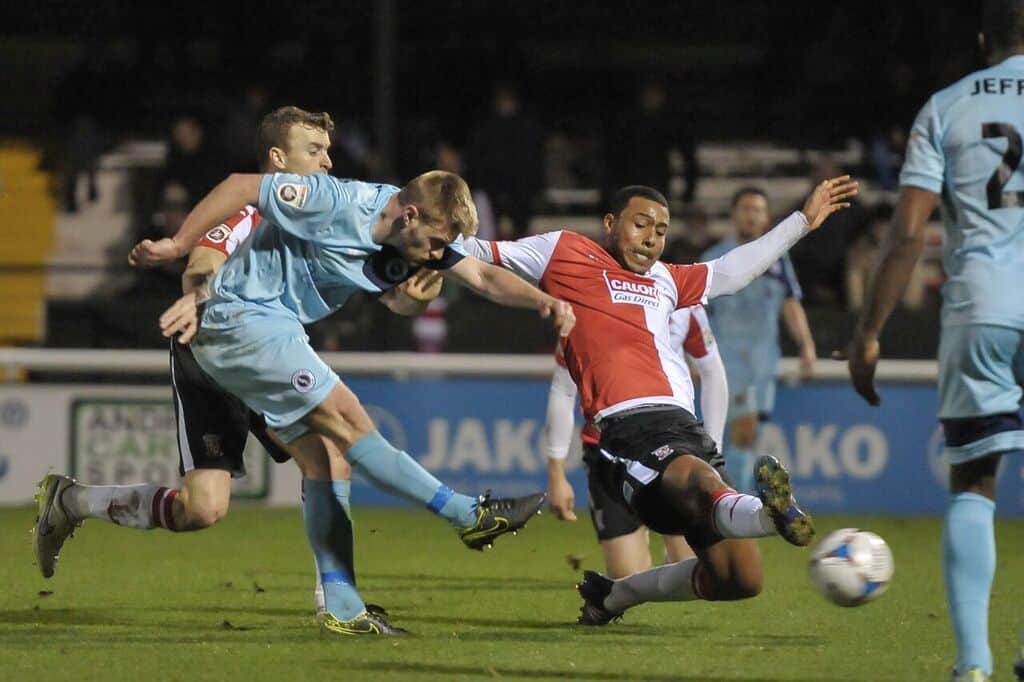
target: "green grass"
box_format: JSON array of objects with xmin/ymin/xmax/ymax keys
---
[{"xmin": 1, "ymin": 506, "xmax": 1022, "ymax": 681}]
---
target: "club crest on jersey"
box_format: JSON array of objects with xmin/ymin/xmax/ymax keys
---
[
  {"xmin": 203, "ymin": 225, "xmax": 229, "ymax": 244},
  {"xmin": 278, "ymin": 183, "xmax": 308, "ymax": 208},
  {"xmin": 291, "ymin": 369, "xmax": 316, "ymax": 393},
  {"xmin": 603, "ymin": 271, "xmax": 660, "ymax": 309},
  {"xmin": 203, "ymin": 434, "xmax": 224, "ymax": 458},
  {"xmin": 651, "ymin": 444, "xmax": 674, "ymax": 460}
]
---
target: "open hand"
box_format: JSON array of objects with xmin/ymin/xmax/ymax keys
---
[
  {"xmin": 834, "ymin": 334, "xmax": 881, "ymax": 405},
  {"xmin": 802, "ymin": 175, "xmax": 859, "ymax": 229},
  {"xmin": 159, "ymin": 291, "xmax": 200, "ymax": 344},
  {"xmin": 399, "ymin": 270, "xmax": 443, "ymax": 302},
  {"xmin": 548, "ymin": 475, "xmax": 577, "ymax": 521}
]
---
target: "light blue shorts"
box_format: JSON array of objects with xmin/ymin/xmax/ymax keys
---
[
  {"xmin": 720, "ymin": 345, "xmax": 777, "ymax": 420},
  {"xmin": 191, "ymin": 315, "xmax": 339, "ymax": 444},
  {"xmin": 938, "ymin": 323, "xmax": 1024, "ymax": 463}
]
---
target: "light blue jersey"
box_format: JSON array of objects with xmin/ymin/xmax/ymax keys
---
[
  {"xmin": 701, "ymin": 239, "xmax": 800, "ymax": 417},
  {"xmin": 202, "ymin": 173, "xmax": 466, "ymax": 330},
  {"xmin": 191, "ymin": 172, "xmax": 466, "ymax": 441},
  {"xmin": 901, "ymin": 55, "xmax": 1024, "ymax": 329}
]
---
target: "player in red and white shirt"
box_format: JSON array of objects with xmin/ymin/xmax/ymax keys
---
[
  {"xmin": 544, "ymin": 303, "xmax": 728, "ymax": 579},
  {"xmin": 466, "ymin": 179, "xmax": 857, "ymax": 623}
]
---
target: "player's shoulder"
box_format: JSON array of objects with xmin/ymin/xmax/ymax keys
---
[{"xmin": 927, "ymin": 59, "xmax": 1024, "ymax": 113}]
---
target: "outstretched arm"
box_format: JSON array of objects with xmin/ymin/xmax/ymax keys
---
[
  {"xmin": 844, "ymin": 186, "xmax": 936, "ymax": 405},
  {"xmin": 706, "ymin": 176, "xmax": 858, "ymax": 298},
  {"xmin": 130, "ymin": 174, "xmax": 262, "ymax": 266},
  {"xmin": 544, "ymin": 362, "xmax": 579, "ymax": 521},
  {"xmin": 445, "ymin": 256, "xmax": 575, "ymax": 337}
]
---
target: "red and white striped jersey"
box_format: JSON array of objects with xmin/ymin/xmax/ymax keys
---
[
  {"xmin": 194, "ymin": 205, "xmax": 261, "ymax": 256},
  {"xmin": 553, "ymin": 302, "xmax": 717, "ymax": 446},
  {"xmin": 474, "ymin": 230, "xmax": 712, "ymax": 424}
]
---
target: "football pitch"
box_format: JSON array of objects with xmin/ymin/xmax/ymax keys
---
[{"xmin": 2, "ymin": 506, "xmax": 1022, "ymax": 681}]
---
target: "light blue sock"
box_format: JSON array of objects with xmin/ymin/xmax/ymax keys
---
[
  {"xmin": 303, "ymin": 479, "xmax": 364, "ymax": 620},
  {"xmin": 944, "ymin": 491, "xmax": 995, "ymax": 676},
  {"xmin": 725, "ymin": 444, "xmax": 756, "ymax": 494},
  {"xmin": 347, "ymin": 430, "xmax": 477, "ymax": 527}
]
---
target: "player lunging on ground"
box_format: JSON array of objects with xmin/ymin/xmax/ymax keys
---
[
  {"xmin": 702, "ymin": 187, "xmax": 816, "ymax": 493},
  {"xmin": 119, "ymin": 166, "xmax": 569, "ymax": 636},
  {"xmin": 466, "ymin": 180, "xmax": 856, "ymax": 623},
  {"xmin": 544, "ymin": 299, "xmax": 729, "ymax": 577},
  {"xmin": 844, "ymin": 4, "xmax": 1024, "ymax": 678}
]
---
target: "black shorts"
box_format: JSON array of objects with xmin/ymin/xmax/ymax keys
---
[
  {"xmin": 583, "ymin": 443, "xmax": 644, "ymax": 541},
  {"xmin": 169, "ymin": 341, "xmax": 291, "ymax": 478},
  {"xmin": 589, "ymin": 406, "xmax": 727, "ymax": 550}
]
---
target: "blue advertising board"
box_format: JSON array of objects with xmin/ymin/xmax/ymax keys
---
[{"xmin": 345, "ymin": 377, "xmax": 1024, "ymax": 516}]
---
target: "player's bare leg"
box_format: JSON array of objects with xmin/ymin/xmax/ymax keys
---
[
  {"xmin": 304, "ymin": 382, "xmax": 545, "ymax": 550},
  {"xmin": 663, "ymin": 534, "xmax": 695, "ymax": 563},
  {"xmin": 33, "ymin": 467, "xmax": 223, "ymax": 577},
  {"xmin": 175, "ymin": 469, "xmax": 231, "ymax": 530},
  {"xmin": 600, "ymin": 528, "xmax": 653, "ymax": 579}
]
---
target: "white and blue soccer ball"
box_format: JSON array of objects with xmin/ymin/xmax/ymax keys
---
[{"xmin": 808, "ymin": 528, "xmax": 894, "ymax": 607}]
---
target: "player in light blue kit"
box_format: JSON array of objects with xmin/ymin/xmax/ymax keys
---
[
  {"xmin": 125, "ymin": 169, "xmax": 574, "ymax": 636},
  {"xmin": 702, "ymin": 187, "xmax": 816, "ymax": 493},
  {"xmin": 846, "ymin": 3, "xmax": 1024, "ymax": 679}
]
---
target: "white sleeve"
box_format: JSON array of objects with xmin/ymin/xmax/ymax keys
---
[
  {"xmin": 706, "ymin": 212, "xmax": 809, "ymax": 298},
  {"xmin": 690, "ymin": 349, "xmax": 728, "ymax": 451},
  {"xmin": 462, "ymin": 231, "xmax": 563, "ymax": 284},
  {"xmin": 543, "ymin": 364, "xmax": 578, "ymax": 461}
]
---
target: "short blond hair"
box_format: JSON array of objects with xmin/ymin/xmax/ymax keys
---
[
  {"xmin": 258, "ymin": 106, "xmax": 334, "ymax": 155},
  {"xmin": 398, "ymin": 170, "xmax": 479, "ymax": 238}
]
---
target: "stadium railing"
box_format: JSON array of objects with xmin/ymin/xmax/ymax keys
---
[{"xmin": 0, "ymin": 348, "xmax": 937, "ymax": 382}]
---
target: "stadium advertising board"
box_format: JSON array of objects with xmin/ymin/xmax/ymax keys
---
[
  {"xmin": 0, "ymin": 387, "xmax": 267, "ymax": 502},
  {"xmin": 1, "ymin": 380, "xmax": 1020, "ymax": 515},
  {"xmin": 71, "ymin": 398, "xmax": 268, "ymax": 498},
  {"xmin": 344, "ymin": 377, "xmax": 1024, "ymax": 516}
]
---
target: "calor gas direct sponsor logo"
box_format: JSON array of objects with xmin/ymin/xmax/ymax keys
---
[{"xmin": 603, "ymin": 271, "xmax": 660, "ymax": 309}]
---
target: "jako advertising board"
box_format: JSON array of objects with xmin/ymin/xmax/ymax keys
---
[{"xmin": 1, "ymin": 379, "xmax": 1021, "ymax": 515}]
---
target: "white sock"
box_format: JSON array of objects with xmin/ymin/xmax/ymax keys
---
[
  {"xmin": 63, "ymin": 483, "xmax": 178, "ymax": 530},
  {"xmin": 605, "ymin": 558, "xmax": 703, "ymax": 613},
  {"xmin": 712, "ymin": 491, "xmax": 776, "ymax": 538}
]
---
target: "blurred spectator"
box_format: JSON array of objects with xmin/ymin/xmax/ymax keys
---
[
  {"xmin": 846, "ymin": 203, "xmax": 927, "ymax": 312},
  {"xmin": 467, "ymin": 83, "xmax": 545, "ymax": 238},
  {"xmin": 436, "ymin": 141, "xmax": 498, "ymax": 241},
  {"xmin": 159, "ymin": 115, "xmax": 225, "ymax": 206},
  {"xmin": 787, "ymin": 157, "xmax": 870, "ymax": 306},
  {"xmin": 54, "ymin": 52, "xmax": 107, "ymax": 212},
  {"xmin": 412, "ymin": 297, "xmax": 448, "ymax": 353},
  {"xmin": 663, "ymin": 204, "xmax": 714, "ymax": 265},
  {"xmin": 607, "ymin": 80, "xmax": 698, "ymax": 204},
  {"xmin": 869, "ymin": 124, "xmax": 908, "ymax": 191},
  {"xmin": 330, "ymin": 118, "xmax": 380, "ymax": 180},
  {"xmin": 221, "ymin": 83, "xmax": 269, "ymax": 172}
]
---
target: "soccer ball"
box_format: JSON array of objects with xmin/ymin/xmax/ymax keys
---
[{"xmin": 808, "ymin": 528, "xmax": 894, "ymax": 607}]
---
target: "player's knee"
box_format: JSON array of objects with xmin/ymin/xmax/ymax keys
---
[{"xmin": 180, "ymin": 496, "xmax": 229, "ymax": 530}]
